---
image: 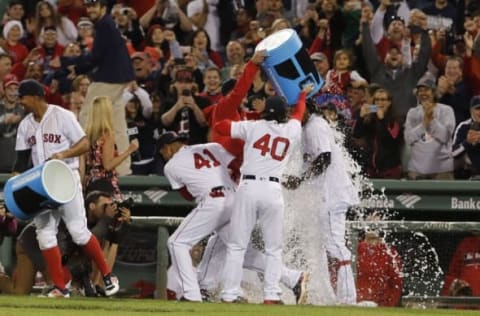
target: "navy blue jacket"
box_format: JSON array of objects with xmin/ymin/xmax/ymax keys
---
[
  {"xmin": 62, "ymin": 14, "xmax": 134, "ymax": 84},
  {"xmin": 452, "ymin": 118, "xmax": 480, "ymax": 172}
]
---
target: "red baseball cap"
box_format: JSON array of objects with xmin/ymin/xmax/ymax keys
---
[{"xmin": 3, "ymin": 73, "xmax": 19, "ymax": 88}]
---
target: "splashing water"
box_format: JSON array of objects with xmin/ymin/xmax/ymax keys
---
[{"xmin": 239, "ymin": 122, "xmax": 444, "ymax": 305}]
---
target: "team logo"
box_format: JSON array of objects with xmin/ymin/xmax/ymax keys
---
[
  {"xmin": 395, "ymin": 193, "xmax": 421, "ymax": 209},
  {"xmin": 43, "ymin": 133, "xmax": 61, "ymax": 144},
  {"xmin": 144, "ymin": 189, "xmax": 168, "ymax": 203}
]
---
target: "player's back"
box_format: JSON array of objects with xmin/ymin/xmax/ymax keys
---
[
  {"xmin": 234, "ymin": 119, "xmax": 301, "ymax": 179},
  {"xmin": 164, "ymin": 143, "xmax": 235, "ymax": 202}
]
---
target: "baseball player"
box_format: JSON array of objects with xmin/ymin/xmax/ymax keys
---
[
  {"xmin": 215, "ymin": 85, "xmax": 311, "ymax": 304},
  {"xmin": 13, "ymin": 79, "xmax": 119, "ymax": 298},
  {"xmin": 158, "ymin": 131, "xmax": 237, "ymax": 302},
  {"xmin": 290, "ymin": 101, "xmax": 360, "ymax": 304}
]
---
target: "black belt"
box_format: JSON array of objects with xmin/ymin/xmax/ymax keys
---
[{"xmin": 242, "ymin": 175, "xmax": 279, "ymax": 183}]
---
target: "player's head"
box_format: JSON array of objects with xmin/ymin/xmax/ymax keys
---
[
  {"xmin": 17, "ymin": 79, "xmax": 45, "ymax": 110},
  {"xmin": 84, "ymin": 0, "xmax": 107, "ymax": 22},
  {"xmin": 262, "ymin": 95, "xmax": 288, "ymax": 123},
  {"xmin": 156, "ymin": 131, "xmax": 188, "ymax": 161}
]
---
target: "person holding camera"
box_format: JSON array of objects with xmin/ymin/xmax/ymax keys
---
[
  {"xmin": 353, "ymin": 88, "xmax": 404, "ymax": 178},
  {"xmin": 160, "ymin": 67, "xmax": 210, "ymax": 145},
  {"xmin": 452, "ymin": 96, "xmax": 480, "ymax": 179},
  {"xmin": 0, "ymin": 190, "xmax": 131, "ymax": 297}
]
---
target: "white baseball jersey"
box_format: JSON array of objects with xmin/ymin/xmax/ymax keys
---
[
  {"xmin": 303, "ymin": 115, "xmax": 359, "ymax": 205},
  {"xmin": 232, "ymin": 119, "xmax": 302, "ymax": 178},
  {"xmin": 16, "ymin": 105, "xmax": 85, "ymax": 169},
  {"xmin": 163, "ymin": 143, "xmax": 236, "ymax": 202}
]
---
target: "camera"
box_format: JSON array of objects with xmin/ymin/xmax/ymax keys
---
[
  {"xmin": 470, "ymin": 121, "xmax": 480, "ymax": 131},
  {"xmin": 368, "ymin": 105, "xmax": 378, "ymax": 113},
  {"xmin": 114, "ymin": 197, "xmax": 134, "ymax": 211},
  {"xmin": 181, "ymin": 89, "xmax": 191, "ymax": 97}
]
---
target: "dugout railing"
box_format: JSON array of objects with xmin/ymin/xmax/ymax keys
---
[{"xmin": 1, "ymin": 175, "xmax": 480, "ymax": 303}]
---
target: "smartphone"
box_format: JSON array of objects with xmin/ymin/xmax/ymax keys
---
[
  {"xmin": 174, "ymin": 58, "xmax": 185, "ymax": 65},
  {"xmin": 369, "ymin": 105, "xmax": 378, "ymax": 113}
]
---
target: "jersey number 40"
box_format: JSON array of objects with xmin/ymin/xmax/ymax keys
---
[
  {"xmin": 194, "ymin": 149, "xmax": 221, "ymax": 169},
  {"xmin": 253, "ymin": 134, "xmax": 290, "ymax": 161}
]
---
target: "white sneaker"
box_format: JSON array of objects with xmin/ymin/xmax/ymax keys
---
[
  {"xmin": 103, "ymin": 273, "xmax": 119, "ymax": 296},
  {"xmin": 40, "ymin": 286, "xmax": 70, "ymax": 298}
]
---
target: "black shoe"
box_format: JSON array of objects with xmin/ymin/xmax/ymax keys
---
[
  {"xmin": 200, "ymin": 288, "xmax": 214, "ymax": 302},
  {"xmin": 221, "ymin": 296, "xmax": 248, "ymax": 304},
  {"xmin": 292, "ymin": 272, "xmax": 310, "ymax": 304}
]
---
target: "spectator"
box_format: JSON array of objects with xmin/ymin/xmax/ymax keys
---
[
  {"xmin": 111, "ymin": 5, "xmax": 144, "ymax": 51},
  {"xmin": 221, "ymin": 40, "xmax": 246, "ymax": 81},
  {"xmin": 0, "ymin": 53, "xmax": 13, "ymax": 98},
  {"xmin": 3, "ymin": 20, "xmax": 28, "ymax": 65},
  {"xmin": 130, "ymin": 51, "xmax": 161, "ymax": 95},
  {"xmin": 71, "ymin": 74, "xmax": 91, "ymax": 97},
  {"xmin": 69, "ymin": 90, "xmax": 84, "ymax": 120},
  {"xmin": 187, "ymin": 0, "xmax": 220, "ymax": 52},
  {"xmin": 123, "ymin": 83, "xmax": 156, "ymax": 175},
  {"xmin": 230, "ymin": 7, "xmax": 254, "ymax": 42},
  {"xmin": 370, "ymin": 1, "xmax": 411, "ymax": 64},
  {"xmin": 62, "ymin": 0, "xmax": 135, "ymax": 176},
  {"xmin": 57, "ymin": 0, "xmax": 88, "ymax": 26},
  {"xmin": 353, "ymin": 88, "xmax": 404, "ymax": 179},
  {"xmin": 356, "ymin": 225, "xmax": 403, "ymax": 307},
  {"xmin": 160, "ymin": 67, "xmax": 210, "ymax": 145},
  {"xmin": 0, "ymin": 74, "xmax": 24, "ymax": 172},
  {"xmin": 139, "ymin": 0, "xmax": 193, "ymax": 45},
  {"xmin": 442, "ymin": 234, "xmax": 480, "ymax": 297},
  {"xmin": 36, "ymin": 26, "xmax": 65, "ymax": 84},
  {"xmin": 188, "ymin": 29, "xmax": 224, "ymax": 70},
  {"xmin": 76, "ymin": 17, "xmax": 95, "ymax": 53},
  {"xmin": 2, "ymin": 0, "xmax": 25, "ymax": 26},
  {"xmin": 404, "ymin": 77, "xmax": 455, "ymax": 180},
  {"xmin": 197, "ymin": 66, "xmax": 222, "ymax": 105},
  {"xmin": 318, "ymin": 49, "xmax": 367, "ymax": 123},
  {"xmin": 436, "ymin": 56, "xmax": 471, "ymax": 126},
  {"xmin": 31, "ymin": 1, "xmax": 78, "ymax": 46},
  {"xmin": 452, "ymin": 95, "xmax": 480, "ymax": 179},
  {"xmin": 82, "ymin": 96, "xmax": 139, "ymax": 200},
  {"xmin": 0, "ymin": 203, "xmax": 17, "ymax": 277},
  {"xmin": 464, "ymin": 13, "xmax": 480, "ymax": 96},
  {"xmin": 361, "ymin": 17, "xmax": 431, "ymax": 120},
  {"xmin": 143, "ymin": 25, "xmax": 181, "ymax": 65},
  {"xmin": 310, "ymin": 52, "xmax": 330, "ymax": 80}
]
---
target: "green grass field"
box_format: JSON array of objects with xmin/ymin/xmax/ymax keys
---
[{"xmin": 0, "ymin": 296, "xmax": 478, "ymax": 316}]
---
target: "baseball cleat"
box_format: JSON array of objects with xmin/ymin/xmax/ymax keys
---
[
  {"xmin": 292, "ymin": 271, "xmax": 310, "ymax": 304},
  {"xmin": 221, "ymin": 296, "xmax": 248, "ymax": 304},
  {"xmin": 103, "ymin": 273, "xmax": 119, "ymax": 296},
  {"xmin": 40, "ymin": 286, "xmax": 70, "ymax": 298},
  {"xmin": 200, "ymin": 288, "xmax": 214, "ymax": 302}
]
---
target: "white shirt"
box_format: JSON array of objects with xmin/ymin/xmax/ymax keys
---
[
  {"xmin": 163, "ymin": 143, "xmax": 235, "ymax": 202},
  {"xmin": 232, "ymin": 119, "xmax": 302, "ymax": 179},
  {"xmin": 16, "ymin": 105, "xmax": 84, "ymax": 170}
]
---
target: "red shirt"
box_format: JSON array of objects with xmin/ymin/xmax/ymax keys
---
[
  {"xmin": 6, "ymin": 42, "xmax": 29, "ymax": 64},
  {"xmin": 443, "ymin": 236, "xmax": 480, "ymax": 296},
  {"xmin": 207, "ymin": 61, "xmax": 260, "ymax": 162},
  {"xmin": 356, "ymin": 241, "xmax": 403, "ymax": 307}
]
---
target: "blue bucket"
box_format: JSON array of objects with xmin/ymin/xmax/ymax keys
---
[
  {"xmin": 4, "ymin": 159, "xmax": 77, "ymax": 220},
  {"xmin": 255, "ymin": 28, "xmax": 323, "ymax": 106}
]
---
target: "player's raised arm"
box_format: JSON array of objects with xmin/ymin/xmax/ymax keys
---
[
  {"xmin": 290, "ymin": 84, "xmax": 314, "ymax": 121},
  {"xmin": 214, "ymin": 119, "xmax": 233, "ymax": 137}
]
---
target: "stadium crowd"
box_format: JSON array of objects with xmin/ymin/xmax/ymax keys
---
[
  {"xmin": 0, "ymin": 0, "xmax": 479, "ymax": 180},
  {"xmin": 0, "ymin": 0, "xmax": 480, "ymax": 306}
]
